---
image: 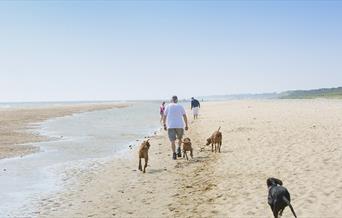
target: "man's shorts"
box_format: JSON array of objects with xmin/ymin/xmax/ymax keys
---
[
  {"xmin": 192, "ymin": 107, "xmax": 199, "ymax": 115},
  {"xmin": 167, "ymin": 128, "xmax": 184, "ymax": 141}
]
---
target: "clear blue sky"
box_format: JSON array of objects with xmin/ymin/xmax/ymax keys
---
[{"xmin": 1, "ymin": 1, "xmax": 341, "ymax": 101}]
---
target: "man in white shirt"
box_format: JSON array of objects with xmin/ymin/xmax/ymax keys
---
[{"xmin": 163, "ymin": 96, "xmax": 189, "ymax": 160}]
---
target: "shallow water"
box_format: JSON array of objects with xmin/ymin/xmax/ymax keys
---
[{"xmin": 0, "ymin": 102, "xmax": 161, "ymax": 217}]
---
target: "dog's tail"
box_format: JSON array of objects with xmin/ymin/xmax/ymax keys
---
[
  {"xmin": 282, "ymin": 196, "xmax": 297, "ymax": 218},
  {"xmin": 217, "ymin": 126, "xmax": 221, "ymax": 132}
]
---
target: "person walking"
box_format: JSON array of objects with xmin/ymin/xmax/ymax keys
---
[
  {"xmin": 163, "ymin": 96, "xmax": 189, "ymax": 160},
  {"xmin": 159, "ymin": 101, "xmax": 166, "ymax": 123},
  {"xmin": 191, "ymin": 97, "xmax": 200, "ymax": 119}
]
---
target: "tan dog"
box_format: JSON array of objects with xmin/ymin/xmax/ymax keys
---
[
  {"xmin": 182, "ymin": 137, "xmax": 193, "ymax": 160},
  {"xmin": 138, "ymin": 139, "xmax": 150, "ymax": 173},
  {"xmin": 206, "ymin": 127, "xmax": 222, "ymax": 153}
]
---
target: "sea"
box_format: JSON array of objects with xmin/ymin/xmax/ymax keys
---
[{"xmin": 0, "ymin": 101, "xmax": 164, "ymax": 217}]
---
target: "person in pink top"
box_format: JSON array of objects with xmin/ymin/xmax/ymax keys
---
[{"xmin": 160, "ymin": 101, "xmax": 166, "ymax": 123}]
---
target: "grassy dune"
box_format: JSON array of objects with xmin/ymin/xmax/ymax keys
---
[{"xmin": 280, "ymin": 87, "xmax": 342, "ymax": 99}]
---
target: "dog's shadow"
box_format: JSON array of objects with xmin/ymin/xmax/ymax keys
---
[
  {"xmin": 220, "ymin": 150, "xmax": 233, "ymax": 154},
  {"xmin": 174, "ymin": 156, "xmax": 210, "ymax": 169},
  {"xmin": 147, "ymin": 168, "xmax": 167, "ymax": 174},
  {"xmin": 193, "ymin": 156, "xmax": 209, "ymax": 161}
]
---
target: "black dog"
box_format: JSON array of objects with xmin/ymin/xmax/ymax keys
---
[{"xmin": 267, "ymin": 178, "xmax": 297, "ymax": 218}]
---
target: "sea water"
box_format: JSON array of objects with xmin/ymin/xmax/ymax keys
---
[{"xmin": 0, "ymin": 101, "xmax": 162, "ymax": 217}]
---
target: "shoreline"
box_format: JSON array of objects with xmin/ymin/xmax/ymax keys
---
[
  {"xmin": 0, "ymin": 102, "xmax": 161, "ymax": 217},
  {"xmin": 34, "ymin": 99, "xmax": 342, "ymax": 217},
  {"xmin": 0, "ymin": 103, "xmax": 128, "ymax": 160}
]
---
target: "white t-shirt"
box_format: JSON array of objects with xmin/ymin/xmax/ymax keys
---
[{"xmin": 164, "ymin": 103, "xmax": 186, "ymax": 129}]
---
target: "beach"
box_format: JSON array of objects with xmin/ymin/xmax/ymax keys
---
[
  {"xmin": 2, "ymin": 1, "xmax": 341, "ymax": 217},
  {"xmin": 29, "ymin": 99, "xmax": 342, "ymax": 218},
  {"xmin": 0, "ymin": 103, "xmax": 127, "ymax": 159}
]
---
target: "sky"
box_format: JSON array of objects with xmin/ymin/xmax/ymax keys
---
[{"xmin": 0, "ymin": 1, "xmax": 342, "ymax": 101}]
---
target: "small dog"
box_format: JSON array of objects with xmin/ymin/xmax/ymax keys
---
[
  {"xmin": 206, "ymin": 127, "xmax": 222, "ymax": 153},
  {"xmin": 267, "ymin": 178, "xmax": 297, "ymax": 218},
  {"xmin": 182, "ymin": 137, "xmax": 193, "ymax": 160},
  {"xmin": 138, "ymin": 139, "xmax": 150, "ymax": 173}
]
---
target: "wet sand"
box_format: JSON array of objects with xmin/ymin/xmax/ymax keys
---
[
  {"xmin": 0, "ymin": 103, "xmax": 127, "ymax": 159},
  {"xmin": 34, "ymin": 99, "xmax": 342, "ymax": 218}
]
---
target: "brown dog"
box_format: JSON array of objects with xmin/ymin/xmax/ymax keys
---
[
  {"xmin": 138, "ymin": 139, "xmax": 150, "ymax": 173},
  {"xmin": 182, "ymin": 137, "xmax": 193, "ymax": 160},
  {"xmin": 206, "ymin": 127, "xmax": 222, "ymax": 153}
]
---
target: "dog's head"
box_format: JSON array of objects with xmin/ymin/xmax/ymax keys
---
[
  {"xmin": 216, "ymin": 132, "xmax": 222, "ymax": 138},
  {"xmin": 183, "ymin": 137, "xmax": 191, "ymax": 144},
  {"xmin": 266, "ymin": 177, "xmax": 283, "ymax": 188},
  {"xmin": 206, "ymin": 138, "xmax": 212, "ymax": 145},
  {"xmin": 143, "ymin": 139, "xmax": 151, "ymax": 149}
]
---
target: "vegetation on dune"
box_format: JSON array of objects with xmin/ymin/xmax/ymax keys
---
[
  {"xmin": 279, "ymin": 87, "xmax": 342, "ymax": 99},
  {"xmin": 199, "ymin": 87, "xmax": 342, "ymax": 101}
]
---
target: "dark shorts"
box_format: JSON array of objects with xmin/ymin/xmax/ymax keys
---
[{"xmin": 167, "ymin": 128, "xmax": 184, "ymax": 141}]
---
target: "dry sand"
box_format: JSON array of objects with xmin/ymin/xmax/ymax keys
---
[
  {"xmin": 21, "ymin": 100, "xmax": 342, "ymax": 217},
  {"xmin": 0, "ymin": 103, "xmax": 127, "ymax": 159}
]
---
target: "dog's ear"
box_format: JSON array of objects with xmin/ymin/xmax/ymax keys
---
[
  {"xmin": 273, "ymin": 178, "xmax": 283, "ymax": 186},
  {"xmin": 267, "ymin": 177, "xmax": 283, "ymax": 187}
]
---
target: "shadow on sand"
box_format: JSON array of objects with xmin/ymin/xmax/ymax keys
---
[{"xmin": 147, "ymin": 168, "xmax": 167, "ymax": 174}]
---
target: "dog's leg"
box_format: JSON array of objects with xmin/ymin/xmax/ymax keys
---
[
  {"xmin": 190, "ymin": 148, "xmax": 193, "ymax": 158},
  {"xmin": 219, "ymin": 141, "xmax": 222, "ymax": 153},
  {"xmin": 282, "ymin": 196, "xmax": 297, "ymax": 218},
  {"xmin": 138, "ymin": 158, "xmax": 142, "ymax": 171},
  {"xmin": 185, "ymin": 151, "xmax": 188, "ymax": 160},
  {"xmin": 279, "ymin": 208, "xmax": 284, "ymax": 216},
  {"xmin": 143, "ymin": 156, "xmax": 148, "ymax": 173},
  {"xmin": 273, "ymin": 210, "xmax": 278, "ymax": 218},
  {"xmin": 215, "ymin": 143, "xmax": 217, "ymax": 153},
  {"xmin": 269, "ymin": 205, "xmax": 273, "ymax": 216},
  {"xmin": 211, "ymin": 143, "xmax": 214, "ymax": 152},
  {"xmin": 273, "ymin": 204, "xmax": 278, "ymax": 218}
]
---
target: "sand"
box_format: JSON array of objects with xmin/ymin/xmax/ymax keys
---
[
  {"xmin": 0, "ymin": 103, "xmax": 127, "ymax": 159},
  {"xmin": 17, "ymin": 100, "xmax": 342, "ymax": 217}
]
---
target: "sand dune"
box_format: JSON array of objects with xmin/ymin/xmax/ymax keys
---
[{"xmin": 29, "ymin": 100, "xmax": 342, "ymax": 217}]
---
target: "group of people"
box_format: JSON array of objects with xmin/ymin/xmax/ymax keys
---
[{"xmin": 159, "ymin": 96, "xmax": 201, "ymax": 160}]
